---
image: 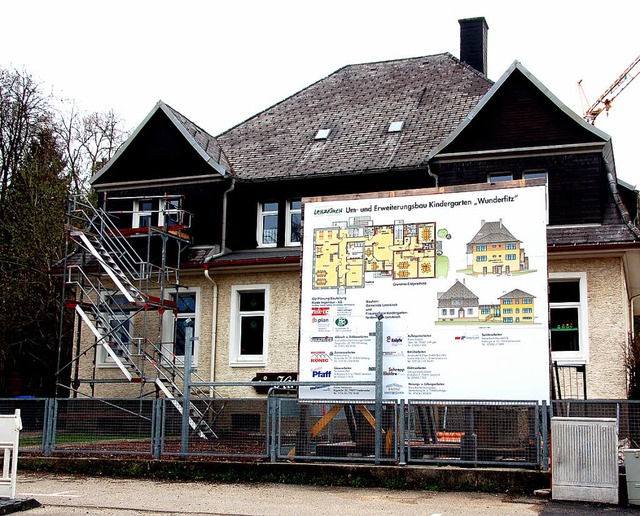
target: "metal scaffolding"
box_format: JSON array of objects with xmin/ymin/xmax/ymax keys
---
[{"xmin": 57, "ymin": 194, "xmax": 223, "ymax": 439}]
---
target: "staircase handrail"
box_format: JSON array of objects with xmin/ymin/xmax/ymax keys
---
[{"xmin": 67, "ymin": 195, "xmax": 147, "ymax": 281}]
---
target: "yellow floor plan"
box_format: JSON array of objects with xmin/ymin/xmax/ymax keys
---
[{"xmin": 313, "ymin": 218, "xmax": 438, "ymax": 291}]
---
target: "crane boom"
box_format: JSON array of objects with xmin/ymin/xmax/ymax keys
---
[{"xmin": 583, "ymin": 54, "xmax": 640, "ymax": 124}]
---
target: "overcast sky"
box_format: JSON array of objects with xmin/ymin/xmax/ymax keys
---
[{"xmin": 2, "ymin": 1, "xmax": 638, "ymax": 184}]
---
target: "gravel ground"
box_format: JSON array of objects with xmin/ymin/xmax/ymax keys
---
[{"xmin": 16, "ymin": 472, "xmax": 546, "ymax": 515}]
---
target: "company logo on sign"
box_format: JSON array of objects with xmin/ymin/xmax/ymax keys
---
[
  {"xmin": 310, "ymin": 351, "xmax": 332, "ymax": 363},
  {"xmin": 386, "ymin": 336, "xmax": 403, "ymax": 345},
  {"xmin": 455, "ymin": 335, "xmax": 480, "ymax": 341},
  {"xmin": 312, "ymin": 317, "xmax": 329, "ymax": 324},
  {"xmin": 312, "ymin": 370, "xmax": 332, "ymax": 378},
  {"xmin": 312, "ymin": 307, "xmax": 330, "ymax": 316},
  {"xmin": 385, "ymin": 383, "xmax": 404, "ymax": 394},
  {"xmin": 310, "ymin": 385, "xmax": 331, "ymax": 391},
  {"xmin": 335, "ymin": 317, "xmax": 349, "ymax": 327},
  {"xmin": 310, "ymin": 336, "xmax": 333, "ymax": 343},
  {"xmin": 313, "ymin": 207, "xmax": 343, "ymax": 216}
]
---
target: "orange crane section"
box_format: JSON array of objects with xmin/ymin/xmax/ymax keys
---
[{"xmin": 580, "ymin": 54, "xmax": 640, "ymax": 124}]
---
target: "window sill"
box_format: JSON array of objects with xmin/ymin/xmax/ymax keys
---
[
  {"xmin": 230, "ymin": 360, "xmax": 267, "ymax": 368},
  {"xmin": 96, "ymin": 363, "xmax": 121, "ymax": 369},
  {"xmin": 551, "ymin": 357, "xmax": 587, "ymax": 367}
]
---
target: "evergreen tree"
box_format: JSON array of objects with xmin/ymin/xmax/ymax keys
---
[{"xmin": 0, "ymin": 129, "xmax": 69, "ymax": 395}]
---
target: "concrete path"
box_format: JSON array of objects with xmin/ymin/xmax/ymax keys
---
[
  {"xmin": 16, "ymin": 472, "xmax": 546, "ymax": 515},
  {"xmin": 15, "ymin": 472, "xmax": 640, "ymax": 515}
]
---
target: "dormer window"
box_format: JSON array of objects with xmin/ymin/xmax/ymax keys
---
[{"xmin": 315, "ymin": 129, "xmax": 331, "ymax": 140}]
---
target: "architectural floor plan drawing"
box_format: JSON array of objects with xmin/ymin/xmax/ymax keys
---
[{"xmin": 313, "ymin": 217, "xmax": 438, "ymax": 291}]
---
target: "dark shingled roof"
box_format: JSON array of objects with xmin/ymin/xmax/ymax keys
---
[
  {"xmin": 163, "ymin": 103, "xmax": 233, "ymax": 174},
  {"xmin": 217, "ymin": 53, "xmax": 492, "ymax": 182},
  {"xmin": 547, "ymin": 224, "xmax": 639, "ymax": 248}
]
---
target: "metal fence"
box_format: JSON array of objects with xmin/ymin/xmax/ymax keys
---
[
  {"xmin": 406, "ymin": 400, "xmax": 543, "ymax": 468},
  {"xmin": 552, "ymin": 400, "xmax": 640, "ymax": 450},
  {"xmin": 8, "ymin": 392, "xmax": 640, "ymax": 469}
]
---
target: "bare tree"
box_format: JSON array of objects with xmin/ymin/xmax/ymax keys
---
[
  {"xmin": 0, "ymin": 67, "xmax": 50, "ymax": 206},
  {"xmin": 0, "ymin": 65, "xmax": 128, "ymax": 395},
  {"xmin": 56, "ymin": 101, "xmax": 127, "ymax": 193}
]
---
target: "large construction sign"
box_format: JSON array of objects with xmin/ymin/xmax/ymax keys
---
[{"xmin": 298, "ymin": 182, "xmax": 549, "ymax": 401}]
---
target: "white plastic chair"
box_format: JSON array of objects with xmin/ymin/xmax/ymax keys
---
[{"xmin": 0, "ymin": 409, "xmax": 22, "ymax": 499}]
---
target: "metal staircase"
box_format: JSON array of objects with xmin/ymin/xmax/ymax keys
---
[{"xmin": 61, "ymin": 195, "xmax": 224, "ymax": 439}]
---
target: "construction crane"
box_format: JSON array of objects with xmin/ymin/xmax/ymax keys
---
[{"xmin": 579, "ymin": 54, "xmax": 640, "ymax": 124}]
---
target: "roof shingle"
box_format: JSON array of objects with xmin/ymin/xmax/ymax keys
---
[{"xmin": 217, "ymin": 53, "xmax": 492, "ymax": 181}]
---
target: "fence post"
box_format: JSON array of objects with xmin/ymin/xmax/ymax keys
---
[
  {"xmin": 541, "ymin": 400, "xmax": 549, "ymax": 470},
  {"xmin": 180, "ymin": 327, "xmax": 194, "ymax": 459},
  {"xmin": 152, "ymin": 398, "xmax": 162, "ymax": 459},
  {"xmin": 375, "ymin": 315, "xmax": 384, "ymax": 465},
  {"xmin": 399, "ymin": 399, "xmax": 406, "ymax": 465},
  {"xmin": 43, "ymin": 398, "xmax": 52, "ymax": 457},
  {"xmin": 268, "ymin": 392, "xmax": 277, "ymax": 462}
]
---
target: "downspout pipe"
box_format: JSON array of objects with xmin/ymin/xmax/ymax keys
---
[
  {"xmin": 426, "ymin": 162, "xmax": 439, "ymax": 188},
  {"xmin": 204, "ymin": 176, "xmax": 236, "ymax": 390},
  {"xmin": 603, "ymin": 151, "xmax": 640, "ymax": 239}
]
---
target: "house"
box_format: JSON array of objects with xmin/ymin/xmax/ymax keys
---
[
  {"xmin": 437, "ymin": 280, "xmax": 479, "ymax": 321},
  {"xmin": 466, "ymin": 219, "xmax": 528, "ymax": 275},
  {"xmin": 436, "ymin": 281, "xmax": 535, "ymax": 325},
  {"xmin": 498, "ymin": 289, "xmax": 535, "ymax": 324},
  {"xmin": 68, "ymin": 17, "xmax": 640, "ymax": 400}
]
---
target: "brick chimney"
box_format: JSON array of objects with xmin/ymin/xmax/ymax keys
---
[{"xmin": 459, "ymin": 17, "xmax": 488, "ymax": 76}]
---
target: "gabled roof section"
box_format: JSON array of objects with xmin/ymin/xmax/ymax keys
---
[
  {"xmin": 217, "ymin": 53, "xmax": 492, "ymax": 181},
  {"xmin": 437, "ymin": 280, "xmax": 479, "ymax": 307},
  {"xmin": 429, "ymin": 61, "xmax": 610, "ymax": 160},
  {"xmin": 468, "ymin": 220, "xmax": 520, "ymax": 246},
  {"xmin": 499, "ymin": 289, "xmax": 534, "ymax": 300},
  {"xmin": 91, "ymin": 101, "xmax": 230, "ymax": 188}
]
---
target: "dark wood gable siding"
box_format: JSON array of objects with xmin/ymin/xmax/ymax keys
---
[
  {"xmin": 92, "ymin": 111, "xmax": 219, "ymax": 186},
  {"xmin": 436, "ymin": 153, "xmax": 604, "ymax": 225},
  {"xmin": 98, "ymin": 181, "xmax": 228, "ymax": 252},
  {"xmin": 225, "ymin": 170, "xmax": 436, "ymax": 251},
  {"xmin": 443, "ymin": 70, "xmax": 604, "ymax": 153}
]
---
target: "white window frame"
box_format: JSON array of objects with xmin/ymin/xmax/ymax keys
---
[
  {"xmin": 160, "ymin": 197, "xmax": 182, "ymax": 227},
  {"xmin": 132, "ymin": 199, "xmax": 155, "ymax": 228},
  {"xmin": 229, "ymin": 284, "xmax": 270, "ymax": 367},
  {"xmin": 162, "ymin": 287, "xmax": 200, "ymax": 366},
  {"xmin": 285, "ymin": 199, "xmax": 302, "ymax": 246},
  {"xmin": 487, "ymin": 172, "xmax": 513, "ymax": 183},
  {"xmin": 257, "ymin": 202, "xmax": 279, "ymax": 248},
  {"xmin": 549, "ymin": 272, "xmax": 589, "ymax": 365},
  {"xmin": 97, "ymin": 293, "xmax": 135, "ymax": 367}
]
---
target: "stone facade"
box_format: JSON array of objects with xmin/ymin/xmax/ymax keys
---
[{"xmin": 548, "ymin": 255, "xmax": 629, "ymax": 399}]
